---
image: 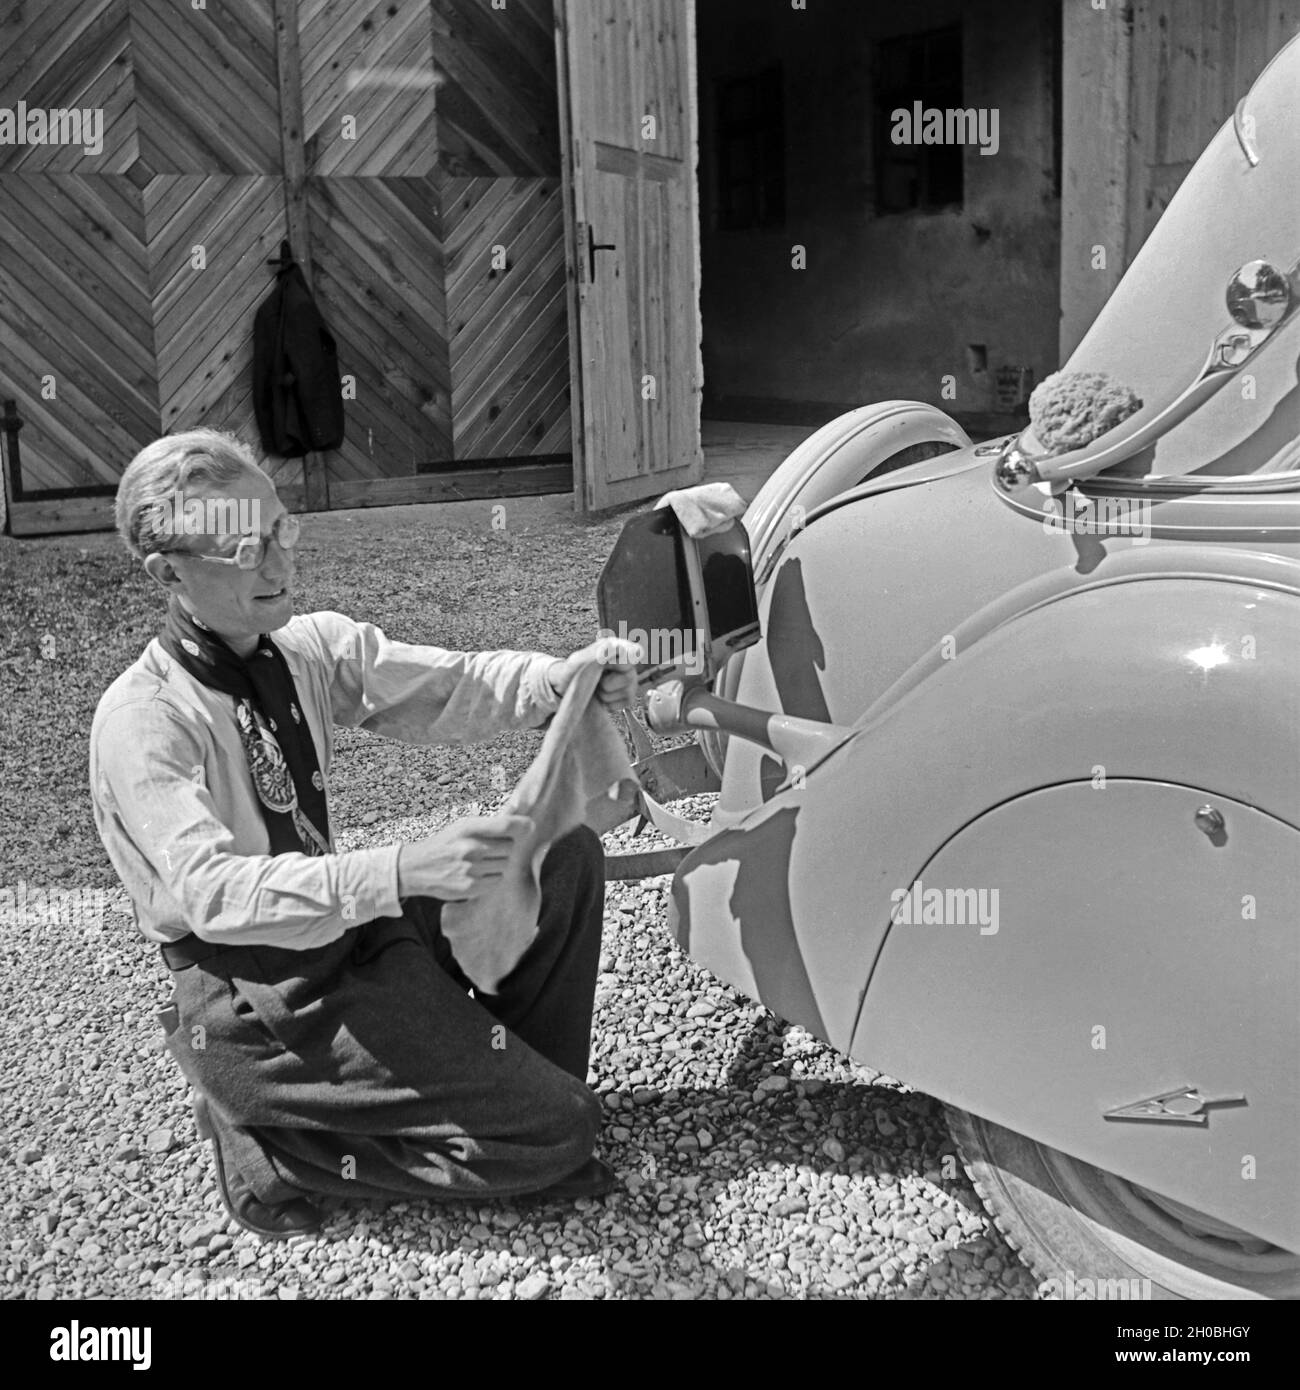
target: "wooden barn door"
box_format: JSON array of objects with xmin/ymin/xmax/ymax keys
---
[{"xmin": 557, "ymin": 0, "xmax": 703, "ymax": 511}]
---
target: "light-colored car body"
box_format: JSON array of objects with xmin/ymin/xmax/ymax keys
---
[{"xmin": 654, "ymin": 35, "xmax": 1300, "ymax": 1287}]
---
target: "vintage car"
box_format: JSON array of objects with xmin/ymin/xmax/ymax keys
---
[{"xmin": 598, "ymin": 36, "xmax": 1299, "ymax": 1299}]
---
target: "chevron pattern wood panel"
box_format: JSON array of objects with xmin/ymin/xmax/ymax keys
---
[
  {"xmin": 0, "ymin": 0, "xmax": 139, "ymax": 174},
  {"xmin": 0, "ymin": 176, "xmax": 156, "ymax": 490},
  {"xmin": 0, "ymin": 0, "xmax": 571, "ymax": 529},
  {"xmin": 299, "ymin": 0, "xmax": 438, "ymax": 177},
  {"xmin": 307, "ymin": 175, "xmax": 452, "ymax": 477},
  {"xmin": 127, "ymin": 0, "xmax": 280, "ymax": 174},
  {"xmin": 431, "ymin": 0, "xmax": 560, "ymax": 176},
  {"xmin": 445, "ymin": 177, "xmax": 570, "ymax": 459},
  {"xmin": 143, "ymin": 174, "xmax": 290, "ymax": 455}
]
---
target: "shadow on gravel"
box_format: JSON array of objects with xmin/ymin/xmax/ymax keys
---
[
  {"xmin": 580, "ymin": 1010, "xmax": 1038, "ymax": 1300},
  {"xmin": 280, "ymin": 1008, "xmax": 1036, "ymax": 1300}
]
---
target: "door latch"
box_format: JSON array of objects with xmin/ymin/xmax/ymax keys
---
[{"xmin": 588, "ymin": 223, "xmax": 617, "ymax": 283}]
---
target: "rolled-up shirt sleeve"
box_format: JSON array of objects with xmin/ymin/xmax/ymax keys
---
[
  {"xmin": 93, "ymin": 697, "xmax": 402, "ymax": 949},
  {"xmin": 308, "ymin": 610, "xmax": 563, "ymax": 743}
]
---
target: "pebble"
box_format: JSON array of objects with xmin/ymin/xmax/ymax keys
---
[
  {"xmin": 516, "ymin": 1271, "xmax": 550, "ymax": 1301},
  {"xmin": 2, "ymin": 710, "xmax": 1032, "ymax": 1303}
]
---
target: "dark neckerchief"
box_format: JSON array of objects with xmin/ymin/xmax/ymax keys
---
[{"xmin": 158, "ymin": 598, "xmax": 330, "ymax": 857}]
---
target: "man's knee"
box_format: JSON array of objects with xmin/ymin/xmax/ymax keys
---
[
  {"xmin": 557, "ymin": 1079, "xmax": 602, "ymax": 1166},
  {"xmin": 544, "ymin": 824, "xmax": 604, "ymax": 885},
  {"xmin": 520, "ymin": 1070, "xmax": 601, "ymax": 1179},
  {"xmin": 538, "ymin": 826, "xmax": 605, "ymax": 926}
]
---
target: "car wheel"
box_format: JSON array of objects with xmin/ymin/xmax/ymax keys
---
[{"xmin": 945, "ymin": 1105, "xmax": 1300, "ymax": 1300}]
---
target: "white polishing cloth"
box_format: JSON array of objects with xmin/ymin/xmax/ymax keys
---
[
  {"xmin": 438, "ymin": 663, "xmax": 634, "ymax": 994},
  {"xmin": 654, "ymin": 482, "xmax": 747, "ymax": 539}
]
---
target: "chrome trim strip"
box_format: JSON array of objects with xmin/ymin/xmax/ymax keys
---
[
  {"xmin": 996, "ymin": 256, "xmax": 1300, "ymax": 488},
  {"xmin": 1233, "ymin": 96, "xmax": 1260, "ymax": 166}
]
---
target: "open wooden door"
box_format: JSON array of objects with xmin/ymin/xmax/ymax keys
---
[{"xmin": 557, "ymin": 0, "xmax": 703, "ymax": 511}]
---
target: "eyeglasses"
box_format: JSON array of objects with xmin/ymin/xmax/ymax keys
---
[{"xmin": 166, "ymin": 512, "xmax": 300, "ymax": 570}]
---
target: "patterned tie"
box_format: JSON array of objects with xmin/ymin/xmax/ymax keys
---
[{"xmin": 159, "ymin": 598, "xmax": 330, "ymax": 857}]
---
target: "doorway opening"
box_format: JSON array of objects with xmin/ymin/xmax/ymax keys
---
[{"xmin": 694, "ymin": 0, "xmax": 1061, "ymax": 442}]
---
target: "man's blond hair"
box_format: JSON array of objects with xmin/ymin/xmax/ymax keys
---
[{"xmin": 115, "ymin": 430, "xmax": 268, "ymax": 560}]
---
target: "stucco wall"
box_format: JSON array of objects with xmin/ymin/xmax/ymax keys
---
[{"xmin": 697, "ymin": 0, "xmax": 1060, "ymax": 421}]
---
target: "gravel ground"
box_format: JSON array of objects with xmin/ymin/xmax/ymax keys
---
[{"xmin": 0, "ymin": 500, "xmax": 1041, "ymax": 1300}]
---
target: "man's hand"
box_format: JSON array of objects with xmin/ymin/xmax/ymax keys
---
[
  {"xmin": 547, "ymin": 637, "xmax": 643, "ymax": 711},
  {"xmin": 396, "ymin": 814, "xmax": 533, "ymax": 901}
]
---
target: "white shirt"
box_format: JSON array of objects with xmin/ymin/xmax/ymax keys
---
[{"xmin": 89, "ymin": 610, "xmax": 562, "ymax": 950}]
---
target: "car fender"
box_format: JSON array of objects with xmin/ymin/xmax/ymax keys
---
[
  {"xmin": 702, "ymin": 404, "xmax": 974, "ymax": 776},
  {"xmin": 742, "ymin": 401, "xmax": 972, "ymax": 584},
  {"xmin": 853, "ymin": 778, "xmax": 1300, "ymax": 1253},
  {"xmin": 670, "ymin": 575, "xmax": 1299, "ymax": 1242}
]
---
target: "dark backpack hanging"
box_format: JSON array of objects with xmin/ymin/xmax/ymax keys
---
[{"xmin": 253, "ymin": 241, "xmax": 346, "ymax": 457}]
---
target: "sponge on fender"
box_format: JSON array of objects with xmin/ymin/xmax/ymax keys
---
[{"xmin": 1028, "ymin": 370, "xmax": 1143, "ymax": 455}]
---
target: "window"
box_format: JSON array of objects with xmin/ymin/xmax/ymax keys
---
[
  {"xmin": 874, "ymin": 26, "xmax": 964, "ymax": 214},
  {"xmin": 715, "ymin": 66, "xmax": 785, "ymax": 231}
]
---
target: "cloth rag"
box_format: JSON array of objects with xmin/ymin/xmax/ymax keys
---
[
  {"xmin": 654, "ymin": 481, "xmax": 747, "ymax": 538},
  {"xmin": 439, "ymin": 662, "xmax": 635, "ymax": 993}
]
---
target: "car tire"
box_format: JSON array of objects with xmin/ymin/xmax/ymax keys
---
[{"xmin": 945, "ymin": 1105, "xmax": 1300, "ymax": 1300}]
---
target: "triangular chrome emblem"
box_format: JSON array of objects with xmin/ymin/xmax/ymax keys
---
[{"xmin": 1104, "ymin": 1085, "xmax": 1246, "ymax": 1126}]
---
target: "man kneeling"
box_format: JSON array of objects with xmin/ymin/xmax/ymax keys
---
[{"xmin": 90, "ymin": 430, "xmax": 638, "ymax": 1238}]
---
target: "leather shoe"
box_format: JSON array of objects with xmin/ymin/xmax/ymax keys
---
[
  {"xmin": 524, "ymin": 1157, "xmax": 619, "ymax": 1202},
  {"xmin": 193, "ymin": 1095, "xmax": 322, "ymax": 1241}
]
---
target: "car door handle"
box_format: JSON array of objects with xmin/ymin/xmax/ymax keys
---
[{"xmin": 588, "ymin": 223, "xmax": 617, "ymax": 283}]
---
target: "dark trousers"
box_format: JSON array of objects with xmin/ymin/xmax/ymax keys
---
[{"xmin": 164, "ymin": 827, "xmax": 606, "ymax": 1204}]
